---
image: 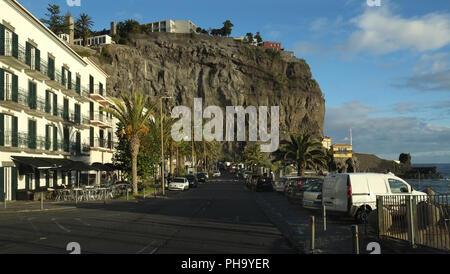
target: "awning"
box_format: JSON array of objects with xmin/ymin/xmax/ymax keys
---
[
  {"xmin": 60, "ymin": 161, "xmax": 92, "ymax": 172},
  {"xmin": 11, "ymin": 156, "xmax": 95, "ymax": 174},
  {"xmin": 91, "ymin": 163, "xmax": 115, "ymax": 172}
]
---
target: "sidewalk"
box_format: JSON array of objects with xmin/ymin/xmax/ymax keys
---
[
  {"xmin": 255, "ymin": 192, "xmax": 384, "ymax": 254},
  {"xmin": 0, "ymin": 193, "xmax": 173, "ymax": 215},
  {"xmin": 0, "ymin": 200, "xmax": 78, "ymax": 214}
]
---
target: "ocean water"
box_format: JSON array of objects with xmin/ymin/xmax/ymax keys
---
[{"xmin": 408, "ymin": 163, "xmax": 450, "ymax": 195}]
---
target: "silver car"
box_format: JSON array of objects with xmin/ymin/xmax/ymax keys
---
[{"xmin": 302, "ymin": 181, "xmax": 323, "ymax": 210}]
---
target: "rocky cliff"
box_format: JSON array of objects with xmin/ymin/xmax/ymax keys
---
[{"xmin": 89, "ymin": 33, "xmax": 325, "ymax": 135}]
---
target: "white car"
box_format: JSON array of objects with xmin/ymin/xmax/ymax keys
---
[
  {"xmin": 322, "ymin": 173, "xmax": 426, "ymax": 223},
  {"xmin": 169, "ymin": 177, "xmax": 189, "ymax": 191},
  {"xmin": 213, "ymin": 171, "xmax": 221, "ymax": 177},
  {"xmin": 302, "ymin": 181, "xmax": 324, "ymax": 210}
]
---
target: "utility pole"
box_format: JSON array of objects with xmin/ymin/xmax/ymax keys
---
[
  {"xmin": 191, "ymin": 124, "xmax": 195, "ymax": 171},
  {"xmin": 160, "ymin": 96, "xmax": 173, "ymax": 196}
]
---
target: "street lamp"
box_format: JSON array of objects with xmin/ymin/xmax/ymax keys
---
[{"xmin": 161, "ymin": 96, "xmax": 173, "ymax": 196}]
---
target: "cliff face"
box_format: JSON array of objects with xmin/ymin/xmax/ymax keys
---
[{"xmin": 90, "ymin": 32, "xmax": 325, "ymax": 140}]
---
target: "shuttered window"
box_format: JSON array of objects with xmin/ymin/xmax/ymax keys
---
[{"xmin": 28, "ymin": 119, "xmax": 36, "ymax": 149}]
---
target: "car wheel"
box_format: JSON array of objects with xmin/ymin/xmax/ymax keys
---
[{"xmin": 356, "ymin": 207, "xmax": 371, "ymax": 224}]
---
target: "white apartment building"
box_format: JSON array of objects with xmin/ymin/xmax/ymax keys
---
[
  {"xmin": 144, "ymin": 20, "xmax": 198, "ymax": 34},
  {"xmin": 73, "ymin": 34, "xmax": 113, "ymax": 47},
  {"xmin": 0, "ymin": 0, "xmax": 117, "ymax": 201}
]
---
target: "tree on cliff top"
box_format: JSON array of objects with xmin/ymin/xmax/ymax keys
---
[
  {"xmin": 40, "ymin": 4, "xmax": 70, "ymax": 35},
  {"xmin": 75, "ymin": 13, "xmax": 94, "ymax": 47},
  {"xmin": 222, "ymin": 20, "xmax": 234, "ymax": 37}
]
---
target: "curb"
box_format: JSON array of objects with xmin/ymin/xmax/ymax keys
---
[{"xmin": 0, "ymin": 207, "xmax": 77, "ymax": 214}]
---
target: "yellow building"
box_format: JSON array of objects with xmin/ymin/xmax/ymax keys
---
[
  {"xmin": 331, "ymin": 144, "xmax": 353, "ymax": 158},
  {"xmin": 322, "ymin": 137, "xmax": 332, "ymax": 150}
]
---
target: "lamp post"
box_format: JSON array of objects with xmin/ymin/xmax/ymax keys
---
[{"xmin": 160, "ymin": 96, "xmax": 173, "ymax": 196}]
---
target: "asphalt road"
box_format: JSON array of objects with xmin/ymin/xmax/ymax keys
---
[{"xmin": 0, "ymin": 175, "xmax": 296, "ymax": 254}]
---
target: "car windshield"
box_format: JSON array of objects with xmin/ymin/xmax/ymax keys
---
[
  {"xmin": 305, "ymin": 182, "xmax": 323, "ymax": 192},
  {"xmin": 173, "ymin": 179, "xmax": 185, "ymax": 183}
]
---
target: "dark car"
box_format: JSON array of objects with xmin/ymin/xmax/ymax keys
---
[
  {"xmin": 255, "ymin": 176, "xmax": 274, "ymax": 192},
  {"xmin": 197, "ymin": 173, "xmax": 208, "ymax": 184},
  {"xmin": 248, "ymin": 175, "xmax": 261, "ymax": 190},
  {"xmin": 185, "ymin": 175, "xmax": 199, "ymax": 188}
]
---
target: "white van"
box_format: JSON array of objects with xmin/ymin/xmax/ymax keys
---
[{"xmin": 322, "ymin": 173, "xmax": 426, "ymax": 223}]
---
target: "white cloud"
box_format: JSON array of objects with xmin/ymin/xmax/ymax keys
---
[
  {"xmin": 295, "ymin": 7, "xmax": 450, "ymax": 56},
  {"xmin": 325, "ymin": 101, "xmax": 450, "ymax": 163},
  {"xmin": 348, "ymin": 7, "xmax": 450, "ymax": 54}
]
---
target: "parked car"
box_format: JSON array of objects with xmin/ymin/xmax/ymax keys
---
[
  {"xmin": 243, "ymin": 171, "xmax": 252, "ymax": 180},
  {"xmin": 168, "ymin": 177, "xmax": 189, "ymax": 191},
  {"xmin": 254, "ymin": 176, "xmax": 274, "ymax": 192},
  {"xmin": 284, "ymin": 177, "xmax": 323, "ymax": 203},
  {"xmin": 247, "ymin": 174, "xmax": 260, "ymax": 189},
  {"xmin": 274, "ymin": 176, "xmax": 299, "ymax": 192},
  {"xmin": 322, "ymin": 173, "xmax": 427, "ymax": 223},
  {"xmin": 185, "ymin": 175, "xmax": 199, "ymax": 188},
  {"xmin": 213, "ymin": 170, "xmax": 222, "ymax": 177},
  {"xmin": 197, "ymin": 173, "xmax": 208, "ymax": 184},
  {"xmin": 302, "ymin": 181, "xmax": 323, "ymax": 210}
]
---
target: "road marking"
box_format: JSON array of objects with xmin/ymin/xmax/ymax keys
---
[
  {"xmin": 75, "ymin": 218, "xmax": 91, "ymax": 227},
  {"xmin": 136, "ymin": 240, "xmax": 156, "ymax": 254},
  {"xmin": 52, "ymin": 218, "xmax": 71, "ymax": 233},
  {"xmin": 150, "ymin": 247, "xmax": 159, "ymax": 254}
]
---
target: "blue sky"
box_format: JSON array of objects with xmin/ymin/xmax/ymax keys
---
[{"xmin": 19, "ymin": 0, "xmax": 450, "ymax": 163}]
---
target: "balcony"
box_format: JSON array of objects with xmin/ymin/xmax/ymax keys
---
[
  {"xmin": 45, "ymin": 69, "xmax": 64, "ymax": 91},
  {"xmin": 90, "ymin": 112, "xmax": 113, "ymax": 129},
  {"xmin": 65, "ymin": 113, "xmax": 90, "ymax": 129},
  {"xmin": 90, "ymin": 138, "xmax": 116, "ymax": 152},
  {"xmin": 0, "ymin": 132, "xmax": 68, "ymax": 155},
  {"xmin": 24, "ymin": 59, "xmax": 50, "ymax": 81},
  {"xmin": 25, "ymin": 96, "xmax": 47, "ymax": 117},
  {"xmin": 89, "ymin": 87, "xmax": 113, "ymax": 106},
  {"xmin": 0, "ymin": 85, "xmax": 29, "ymax": 111},
  {"xmin": 0, "ymin": 39, "xmax": 28, "ymax": 70}
]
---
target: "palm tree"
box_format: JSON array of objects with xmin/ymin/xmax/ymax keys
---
[
  {"xmin": 243, "ymin": 143, "xmax": 265, "ymax": 172},
  {"xmin": 102, "ymin": 93, "xmax": 154, "ymax": 195},
  {"xmin": 275, "ymin": 134, "xmax": 328, "ymax": 177},
  {"xmin": 76, "ymin": 13, "xmax": 93, "ymax": 47}
]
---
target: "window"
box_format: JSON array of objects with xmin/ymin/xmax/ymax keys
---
[
  {"xmin": 28, "ymin": 120, "xmax": 37, "ymax": 149},
  {"xmin": 388, "ymin": 179, "xmax": 410, "ymax": 194},
  {"xmin": 28, "ymin": 82, "xmax": 37, "ymax": 109},
  {"xmin": 0, "ymin": 114, "xmax": 17, "ymax": 147},
  {"xmin": 4, "ymin": 28, "xmax": 13, "ymax": 56},
  {"xmin": 45, "ymin": 90, "xmax": 52, "ymax": 114},
  {"xmin": 48, "ymin": 57, "xmax": 55, "ymax": 80},
  {"xmin": 0, "ymin": 69, "xmax": 17, "ymax": 102},
  {"xmin": 45, "ymin": 125, "xmax": 52, "ymax": 150},
  {"xmin": 89, "ymin": 75, "xmax": 94, "ymax": 93}
]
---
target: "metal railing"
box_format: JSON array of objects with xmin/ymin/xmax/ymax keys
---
[
  {"xmin": 377, "ymin": 194, "xmax": 450, "ymax": 251},
  {"xmin": 2, "ymin": 39, "xmax": 26, "ymax": 64},
  {"xmin": 54, "ymin": 184, "xmax": 131, "ymax": 202},
  {"xmin": 90, "ymin": 112, "xmax": 113, "ymax": 126},
  {"xmin": 91, "ymin": 137, "xmax": 116, "ymax": 150},
  {"xmin": 0, "ymin": 132, "xmax": 84, "ymax": 155},
  {"xmin": 0, "ymin": 85, "xmax": 28, "ymax": 106}
]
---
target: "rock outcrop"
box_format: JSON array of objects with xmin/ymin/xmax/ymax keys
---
[{"xmin": 88, "ymin": 32, "xmax": 326, "ymax": 143}]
